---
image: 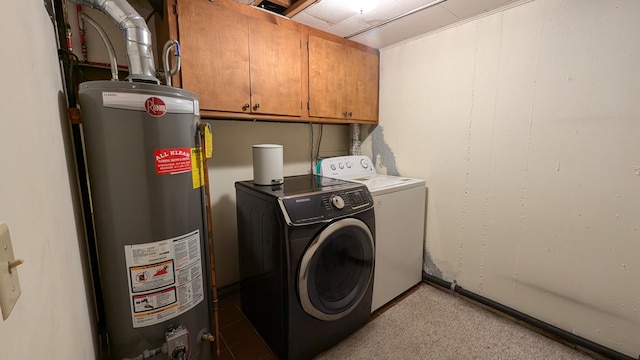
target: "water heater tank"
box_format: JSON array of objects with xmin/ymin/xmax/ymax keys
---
[{"xmin": 78, "ymin": 80, "xmax": 213, "ymax": 359}]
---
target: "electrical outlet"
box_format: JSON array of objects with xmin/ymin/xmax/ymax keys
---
[{"xmin": 0, "ymin": 223, "xmax": 22, "ymax": 320}]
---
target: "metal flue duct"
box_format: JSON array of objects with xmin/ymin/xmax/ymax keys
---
[{"xmin": 70, "ymin": 0, "xmax": 158, "ymax": 83}]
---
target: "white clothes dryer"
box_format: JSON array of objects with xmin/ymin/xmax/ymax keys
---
[{"xmin": 317, "ymin": 155, "xmax": 426, "ymax": 312}]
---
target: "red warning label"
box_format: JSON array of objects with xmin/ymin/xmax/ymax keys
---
[{"xmin": 154, "ymin": 148, "xmax": 192, "ymax": 175}]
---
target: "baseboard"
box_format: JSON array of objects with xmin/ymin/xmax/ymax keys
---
[{"xmin": 422, "ymin": 272, "xmax": 636, "ymax": 360}]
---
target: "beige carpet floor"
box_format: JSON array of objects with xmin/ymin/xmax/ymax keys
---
[{"xmin": 316, "ymin": 283, "xmax": 595, "ymax": 360}]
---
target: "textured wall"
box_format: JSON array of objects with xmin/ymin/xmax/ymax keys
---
[{"xmin": 363, "ymin": 0, "xmax": 640, "ymax": 356}]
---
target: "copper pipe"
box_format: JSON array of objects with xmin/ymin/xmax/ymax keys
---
[{"xmin": 197, "ymin": 122, "xmax": 220, "ymax": 356}]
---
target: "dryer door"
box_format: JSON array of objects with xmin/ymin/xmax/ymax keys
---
[{"xmin": 298, "ymin": 217, "xmax": 374, "ymax": 321}]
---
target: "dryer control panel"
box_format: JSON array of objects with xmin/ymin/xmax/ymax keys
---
[{"xmin": 279, "ymin": 186, "xmax": 373, "ymax": 226}]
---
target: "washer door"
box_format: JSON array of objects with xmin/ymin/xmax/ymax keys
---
[{"xmin": 298, "ymin": 217, "xmax": 374, "ymax": 321}]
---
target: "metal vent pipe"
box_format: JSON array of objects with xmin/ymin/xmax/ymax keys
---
[{"xmin": 70, "ymin": 0, "xmax": 158, "ymax": 83}]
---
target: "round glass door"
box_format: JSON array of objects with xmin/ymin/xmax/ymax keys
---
[{"xmin": 298, "ymin": 217, "xmax": 374, "ymax": 321}]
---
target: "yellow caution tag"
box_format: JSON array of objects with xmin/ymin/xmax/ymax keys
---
[
  {"xmin": 205, "ymin": 126, "xmax": 213, "ymax": 159},
  {"xmin": 190, "ymin": 147, "xmax": 203, "ymax": 189}
]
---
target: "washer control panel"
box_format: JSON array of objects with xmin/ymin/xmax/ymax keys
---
[
  {"xmin": 317, "ymin": 155, "xmax": 377, "ymax": 179},
  {"xmin": 279, "ymin": 186, "xmax": 373, "ymax": 226},
  {"xmin": 330, "ymin": 195, "xmax": 345, "ymax": 210}
]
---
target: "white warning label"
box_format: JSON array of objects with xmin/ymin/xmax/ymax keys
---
[{"xmin": 124, "ymin": 230, "xmax": 205, "ymax": 328}]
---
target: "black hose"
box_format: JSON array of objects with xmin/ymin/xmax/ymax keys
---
[{"xmin": 422, "ymin": 272, "xmax": 636, "ymax": 360}]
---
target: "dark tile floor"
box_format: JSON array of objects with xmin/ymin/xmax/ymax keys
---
[{"xmin": 212, "ymin": 285, "xmax": 420, "ymax": 360}]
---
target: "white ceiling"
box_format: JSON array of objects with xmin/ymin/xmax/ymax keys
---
[{"xmin": 238, "ymin": 0, "xmax": 530, "ymax": 49}]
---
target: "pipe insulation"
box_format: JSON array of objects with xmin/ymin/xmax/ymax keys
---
[
  {"xmin": 349, "ymin": 123, "xmax": 361, "ymax": 155},
  {"xmin": 422, "ymin": 273, "xmax": 636, "ymax": 360},
  {"xmin": 70, "ymin": 0, "xmax": 158, "ymax": 83}
]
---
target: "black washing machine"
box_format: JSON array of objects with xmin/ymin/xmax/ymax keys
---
[{"xmin": 235, "ymin": 174, "xmax": 375, "ymax": 360}]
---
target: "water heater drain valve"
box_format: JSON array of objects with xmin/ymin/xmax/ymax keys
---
[{"xmin": 166, "ymin": 325, "xmax": 189, "ymax": 359}]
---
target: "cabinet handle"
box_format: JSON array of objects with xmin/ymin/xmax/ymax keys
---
[
  {"xmin": 253, "ymin": 103, "xmax": 260, "ymax": 110},
  {"xmin": 348, "ymin": 112, "xmax": 353, "ymax": 118},
  {"xmin": 343, "ymin": 111, "xmax": 348, "ymax": 118},
  {"xmin": 242, "ymin": 103, "xmax": 250, "ymax": 111}
]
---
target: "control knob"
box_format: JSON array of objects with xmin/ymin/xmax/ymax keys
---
[{"xmin": 330, "ymin": 195, "xmax": 345, "ymax": 210}]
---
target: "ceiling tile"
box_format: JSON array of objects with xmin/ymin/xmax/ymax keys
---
[
  {"xmin": 291, "ymin": 11, "xmax": 335, "ymax": 31},
  {"xmin": 292, "ymin": 0, "xmax": 440, "ymax": 37},
  {"xmin": 303, "ymin": 0, "xmax": 358, "ymax": 25},
  {"xmin": 236, "ymin": 0, "xmax": 526, "ymax": 48},
  {"xmin": 349, "ymin": 3, "xmax": 459, "ymax": 48},
  {"xmin": 441, "ymin": 0, "xmax": 520, "ymax": 18}
]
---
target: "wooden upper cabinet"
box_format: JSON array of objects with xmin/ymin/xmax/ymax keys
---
[
  {"xmin": 164, "ymin": 0, "xmax": 378, "ymax": 123},
  {"xmin": 349, "ymin": 48, "xmax": 379, "ymax": 122},
  {"xmin": 178, "ymin": 1, "xmax": 250, "ymax": 112},
  {"xmin": 308, "ymin": 35, "xmax": 348, "ymax": 119},
  {"xmin": 177, "ymin": 0, "xmax": 302, "ymax": 117},
  {"xmin": 249, "ymin": 18, "xmax": 302, "ymax": 116},
  {"xmin": 308, "ymin": 34, "xmax": 379, "ymax": 122}
]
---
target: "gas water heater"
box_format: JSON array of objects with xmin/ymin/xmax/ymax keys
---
[
  {"xmin": 71, "ymin": 1, "xmax": 215, "ymax": 358},
  {"xmin": 79, "ymin": 81, "xmax": 214, "ymax": 360}
]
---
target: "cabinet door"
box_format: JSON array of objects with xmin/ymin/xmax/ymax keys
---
[
  {"xmin": 249, "ymin": 18, "xmax": 302, "ymax": 116},
  {"xmin": 348, "ymin": 47, "xmax": 379, "ymax": 122},
  {"xmin": 178, "ymin": 1, "xmax": 250, "ymax": 112},
  {"xmin": 308, "ymin": 35, "xmax": 348, "ymax": 119}
]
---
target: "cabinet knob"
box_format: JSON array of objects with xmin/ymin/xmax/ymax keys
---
[
  {"xmin": 348, "ymin": 112, "xmax": 353, "ymax": 118},
  {"xmin": 253, "ymin": 103, "xmax": 260, "ymax": 110},
  {"xmin": 343, "ymin": 111, "xmax": 348, "ymax": 118},
  {"xmin": 242, "ymin": 103, "xmax": 250, "ymax": 111}
]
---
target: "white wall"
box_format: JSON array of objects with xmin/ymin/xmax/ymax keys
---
[
  {"xmin": 0, "ymin": 2, "xmax": 96, "ymax": 358},
  {"xmin": 363, "ymin": 0, "xmax": 640, "ymax": 356}
]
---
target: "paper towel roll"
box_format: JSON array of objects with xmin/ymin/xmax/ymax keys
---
[{"xmin": 252, "ymin": 144, "xmax": 284, "ymax": 185}]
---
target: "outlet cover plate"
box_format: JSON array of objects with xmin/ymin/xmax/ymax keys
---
[{"xmin": 0, "ymin": 223, "xmax": 21, "ymax": 320}]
